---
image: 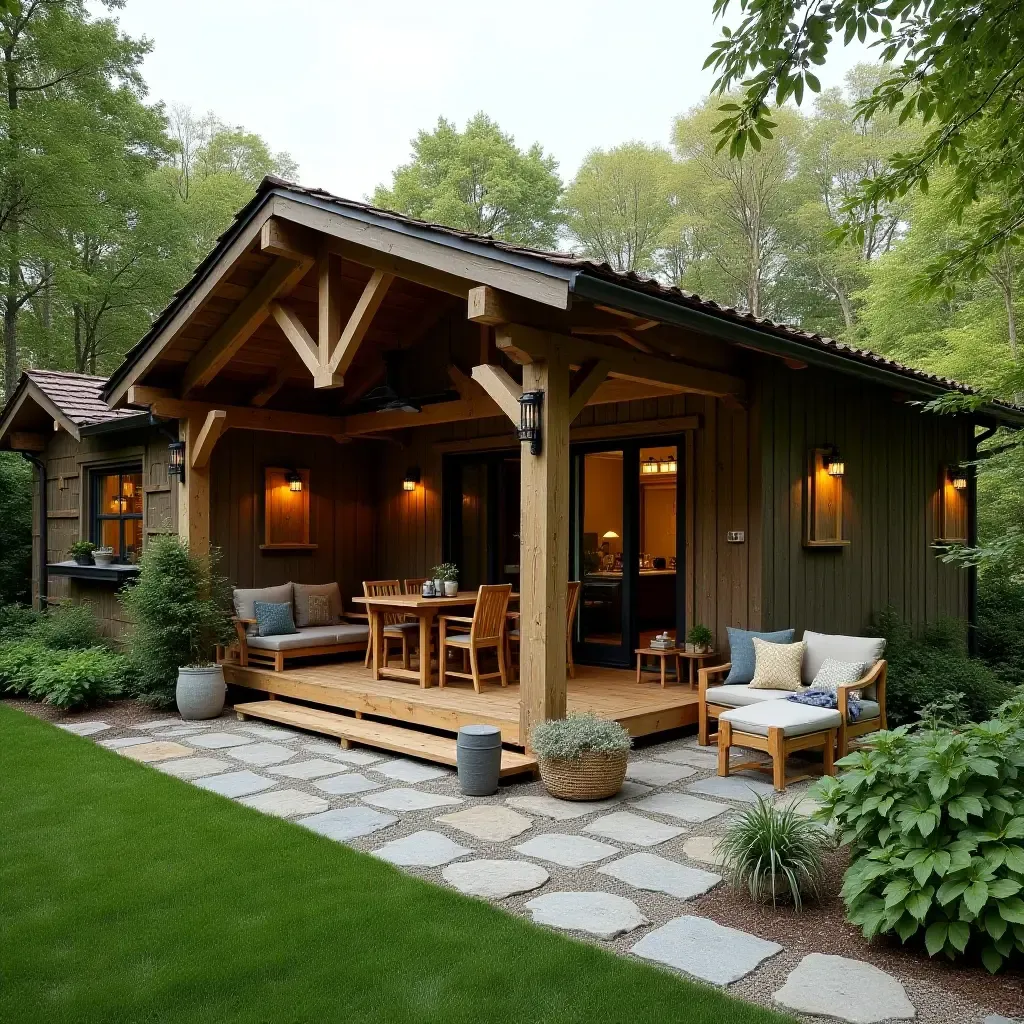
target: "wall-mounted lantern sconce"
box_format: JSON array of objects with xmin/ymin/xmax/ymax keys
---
[
  {"xmin": 167, "ymin": 440, "xmax": 186, "ymax": 483},
  {"xmin": 518, "ymin": 390, "xmax": 544, "ymax": 456},
  {"xmin": 950, "ymin": 466, "xmax": 968, "ymax": 490},
  {"xmin": 403, "ymin": 467, "xmax": 421, "ymax": 492},
  {"xmin": 824, "ymin": 446, "xmax": 845, "ymax": 477},
  {"xmin": 285, "ymin": 469, "xmax": 304, "ymax": 493}
]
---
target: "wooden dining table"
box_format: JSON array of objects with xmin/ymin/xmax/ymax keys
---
[{"xmin": 352, "ymin": 591, "xmax": 483, "ymax": 688}]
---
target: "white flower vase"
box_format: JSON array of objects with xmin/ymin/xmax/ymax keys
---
[
  {"xmin": 176, "ymin": 665, "xmax": 226, "ymax": 720},
  {"xmin": 444, "ymin": 580, "xmax": 458, "ymax": 597}
]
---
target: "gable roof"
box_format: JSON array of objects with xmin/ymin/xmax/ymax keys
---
[{"xmin": 102, "ymin": 176, "xmax": 1024, "ymax": 427}]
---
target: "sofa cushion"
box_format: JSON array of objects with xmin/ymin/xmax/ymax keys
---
[
  {"xmin": 233, "ymin": 583, "xmax": 293, "ymax": 631},
  {"xmin": 721, "ymin": 700, "xmax": 841, "ymax": 738},
  {"xmin": 811, "ymin": 657, "xmax": 869, "ymax": 699},
  {"xmin": 294, "ymin": 582, "xmax": 343, "ymax": 628},
  {"xmin": 706, "ymin": 684, "xmax": 794, "ymax": 709},
  {"xmin": 802, "ymin": 630, "xmax": 885, "ymax": 685},
  {"xmin": 254, "ymin": 601, "xmax": 297, "ymax": 637},
  {"xmin": 724, "ymin": 627, "xmax": 796, "ymax": 684},
  {"xmin": 749, "ymin": 638, "xmax": 806, "ymax": 691},
  {"xmin": 247, "ymin": 623, "xmax": 368, "ymax": 652}
]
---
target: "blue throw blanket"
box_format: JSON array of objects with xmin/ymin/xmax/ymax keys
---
[{"xmin": 787, "ymin": 688, "xmax": 861, "ymax": 722}]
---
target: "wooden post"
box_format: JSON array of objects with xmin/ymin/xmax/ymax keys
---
[
  {"xmin": 518, "ymin": 350, "xmax": 571, "ymax": 746},
  {"xmin": 177, "ymin": 416, "xmax": 211, "ymax": 558}
]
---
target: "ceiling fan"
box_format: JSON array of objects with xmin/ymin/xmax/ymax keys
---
[{"xmin": 344, "ymin": 351, "xmax": 456, "ymax": 415}]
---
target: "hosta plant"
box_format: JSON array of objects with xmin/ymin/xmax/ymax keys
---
[
  {"xmin": 717, "ymin": 794, "xmax": 830, "ymax": 910},
  {"xmin": 812, "ymin": 691, "xmax": 1024, "ymax": 972}
]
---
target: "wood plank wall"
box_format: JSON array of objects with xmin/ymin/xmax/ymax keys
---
[{"xmin": 757, "ymin": 362, "xmax": 971, "ymax": 637}]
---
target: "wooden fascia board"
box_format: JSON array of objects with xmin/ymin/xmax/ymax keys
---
[
  {"xmin": 270, "ymin": 195, "xmax": 572, "ymax": 310},
  {"xmin": 106, "ymin": 204, "xmax": 276, "ymax": 408},
  {"xmin": 3, "ymin": 381, "xmax": 82, "ymax": 441}
]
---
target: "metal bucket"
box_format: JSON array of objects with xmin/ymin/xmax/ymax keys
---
[{"xmin": 456, "ymin": 724, "xmax": 502, "ymax": 796}]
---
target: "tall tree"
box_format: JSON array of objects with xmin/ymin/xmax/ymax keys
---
[
  {"xmin": 373, "ymin": 113, "xmax": 562, "ymax": 248},
  {"xmin": 563, "ymin": 143, "xmax": 676, "ymax": 273}
]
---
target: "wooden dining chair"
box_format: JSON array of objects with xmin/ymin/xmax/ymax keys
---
[
  {"xmin": 438, "ymin": 584, "xmax": 512, "ymax": 692},
  {"xmin": 403, "ymin": 578, "xmax": 428, "ymax": 595},
  {"xmin": 362, "ymin": 579, "xmax": 419, "ymax": 669},
  {"xmin": 506, "ymin": 580, "xmax": 582, "ymax": 680}
]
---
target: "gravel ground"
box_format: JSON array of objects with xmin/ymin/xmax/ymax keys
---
[{"xmin": 8, "ymin": 695, "xmax": 1023, "ymax": 1024}]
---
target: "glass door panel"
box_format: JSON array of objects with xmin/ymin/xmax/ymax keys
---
[
  {"xmin": 459, "ymin": 460, "xmax": 489, "ymax": 592},
  {"xmin": 638, "ymin": 444, "xmax": 678, "ymax": 649}
]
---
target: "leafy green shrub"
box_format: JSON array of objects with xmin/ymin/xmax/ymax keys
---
[
  {"xmin": 530, "ymin": 712, "xmax": 632, "ymax": 761},
  {"xmin": 0, "ymin": 640, "xmax": 60, "ymax": 696},
  {"xmin": 976, "ymin": 573, "xmax": 1024, "ymax": 688},
  {"xmin": 0, "ymin": 603, "xmax": 39, "ymax": 643},
  {"xmin": 813, "ymin": 694, "xmax": 1024, "ymax": 973},
  {"xmin": 0, "ymin": 452, "xmax": 32, "ymax": 605},
  {"xmin": 873, "ymin": 609, "xmax": 1012, "ymax": 726},
  {"xmin": 120, "ymin": 535, "xmax": 232, "ymax": 705},
  {"xmin": 31, "ymin": 602, "xmax": 102, "ymax": 650},
  {"xmin": 716, "ymin": 794, "xmax": 831, "ymax": 910},
  {"xmin": 27, "ymin": 646, "xmax": 126, "ymax": 709}
]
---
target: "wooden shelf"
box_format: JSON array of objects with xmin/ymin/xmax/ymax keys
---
[
  {"xmin": 258, "ymin": 543, "xmax": 318, "ymax": 551},
  {"xmin": 803, "ymin": 540, "xmax": 850, "ymax": 549}
]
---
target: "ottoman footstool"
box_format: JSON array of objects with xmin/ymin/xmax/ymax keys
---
[{"xmin": 718, "ymin": 700, "xmax": 840, "ymax": 792}]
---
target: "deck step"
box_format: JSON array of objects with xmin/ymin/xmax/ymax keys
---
[{"xmin": 232, "ymin": 700, "xmax": 537, "ymax": 777}]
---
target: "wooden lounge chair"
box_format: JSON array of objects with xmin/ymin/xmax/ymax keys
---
[
  {"xmin": 362, "ymin": 579, "xmax": 420, "ymax": 669},
  {"xmin": 438, "ymin": 584, "xmax": 512, "ymax": 692},
  {"xmin": 506, "ymin": 580, "xmax": 581, "ymax": 680}
]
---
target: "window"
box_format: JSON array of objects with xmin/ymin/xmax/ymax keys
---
[{"xmin": 92, "ymin": 467, "xmax": 143, "ymax": 562}]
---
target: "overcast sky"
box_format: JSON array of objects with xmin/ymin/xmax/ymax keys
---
[{"xmin": 106, "ymin": 0, "xmax": 872, "ymax": 201}]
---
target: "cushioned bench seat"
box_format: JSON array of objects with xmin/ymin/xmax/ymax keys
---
[
  {"xmin": 721, "ymin": 700, "xmax": 841, "ymax": 737},
  {"xmin": 247, "ymin": 623, "xmax": 369, "ymax": 651},
  {"xmin": 710, "ymin": 684, "xmax": 878, "ymax": 721}
]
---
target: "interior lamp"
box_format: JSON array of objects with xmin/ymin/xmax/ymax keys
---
[
  {"xmin": 285, "ymin": 469, "xmax": 303, "ymax": 493},
  {"xmin": 403, "ymin": 467, "xmax": 421, "ymax": 492},
  {"xmin": 641, "ymin": 456, "xmax": 659, "ymax": 475},
  {"xmin": 659, "ymin": 457, "xmax": 677, "ymax": 474},
  {"xmin": 602, "ymin": 530, "xmax": 620, "ymax": 540},
  {"xmin": 824, "ymin": 447, "xmax": 845, "ymax": 477}
]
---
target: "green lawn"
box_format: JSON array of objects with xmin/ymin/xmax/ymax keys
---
[{"xmin": 1, "ymin": 706, "xmax": 794, "ymax": 1024}]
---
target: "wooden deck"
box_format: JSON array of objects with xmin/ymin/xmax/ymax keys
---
[{"xmin": 223, "ymin": 658, "xmax": 699, "ymax": 747}]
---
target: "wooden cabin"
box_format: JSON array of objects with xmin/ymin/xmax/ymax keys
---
[{"xmin": 3, "ymin": 176, "xmax": 1020, "ymax": 754}]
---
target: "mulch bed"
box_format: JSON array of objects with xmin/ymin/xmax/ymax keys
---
[
  {"xmin": 3, "ymin": 696, "xmax": 160, "ymax": 728},
  {"xmin": 691, "ymin": 847, "xmax": 1024, "ymax": 1018}
]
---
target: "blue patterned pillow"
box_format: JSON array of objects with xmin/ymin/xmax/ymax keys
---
[
  {"xmin": 254, "ymin": 601, "xmax": 297, "ymax": 637},
  {"xmin": 724, "ymin": 627, "xmax": 796, "ymax": 684}
]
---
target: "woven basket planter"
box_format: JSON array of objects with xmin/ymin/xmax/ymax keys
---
[{"xmin": 537, "ymin": 749, "xmax": 628, "ymax": 801}]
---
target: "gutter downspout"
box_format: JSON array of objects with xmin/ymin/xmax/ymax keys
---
[
  {"xmin": 17, "ymin": 451, "xmax": 47, "ymax": 612},
  {"xmin": 967, "ymin": 424, "xmax": 997, "ymax": 656}
]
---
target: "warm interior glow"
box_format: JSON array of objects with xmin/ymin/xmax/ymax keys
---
[
  {"xmin": 641, "ymin": 456, "xmax": 660, "ymax": 474},
  {"xmin": 602, "ymin": 530, "xmax": 620, "ymax": 539}
]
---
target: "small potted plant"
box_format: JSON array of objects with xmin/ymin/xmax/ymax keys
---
[
  {"xmin": 93, "ymin": 546, "xmax": 115, "ymax": 567},
  {"xmin": 69, "ymin": 540, "xmax": 96, "ymax": 566},
  {"xmin": 531, "ymin": 712, "xmax": 632, "ymax": 800},
  {"xmin": 440, "ymin": 562, "xmax": 459, "ymax": 597},
  {"xmin": 430, "ymin": 565, "xmax": 444, "ymax": 597},
  {"xmin": 687, "ymin": 623, "xmax": 713, "ymax": 654}
]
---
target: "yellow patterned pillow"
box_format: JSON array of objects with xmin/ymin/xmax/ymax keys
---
[{"xmin": 748, "ymin": 638, "xmax": 806, "ymax": 691}]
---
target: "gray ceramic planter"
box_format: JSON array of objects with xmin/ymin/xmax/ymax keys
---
[
  {"xmin": 176, "ymin": 665, "xmax": 226, "ymax": 720},
  {"xmin": 457, "ymin": 724, "xmax": 502, "ymax": 795}
]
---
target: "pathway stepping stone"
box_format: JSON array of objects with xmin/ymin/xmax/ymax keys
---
[
  {"xmin": 303, "ymin": 740, "xmax": 384, "ymax": 765},
  {"xmin": 239, "ymin": 788, "xmax": 329, "ymax": 818},
  {"xmin": 504, "ymin": 786, "xmax": 650, "ymax": 821},
  {"xmin": 120, "ymin": 741, "xmax": 194, "ymax": 763},
  {"xmin": 235, "ymin": 723, "xmax": 300, "ymax": 741},
  {"xmin": 443, "ymin": 859, "xmax": 549, "ymax": 899},
  {"xmin": 191, "ymin": 732, "xmax": 253, "ymax": 750},
  {"xmin": 99, "ymin": 736, "xmax": 153, "ymax": 749},
  {"xmin": 372, "ymin": 759, "xmax": 450, "ymax": 783},
  {"xmin": 773, "ymin": 953, "xmax": 916, "ymax": 1023},
  {"xmin": 151, "ymin": 726, "xmax": 208, "ymax": 738},
  {"xmin": 156, "ymin": 756, "xmax": 232, "ymax": 780},
  {"xmin": 681, "ymin": 836, "xmax": 722, "ymax": 865},
  {"xmin": 298, "ymin": 806, "xmax": 397, "ymax": 842},
  {"xmin": 226, "ymin": 742, "xmax": 296, "ymax": 767},
  {"xmin": 372, "ymin": 830, "xmax": 472, "ymax": 868},
  {"xmin": 525, "ymin": 891, "xmax": 648, "ymax": 939},
  {"xmin": 58, "ymin": 721, "xmax": 110, "ymax": 736},
  {"xmin": 194, "ymin": 770, "xmax": 275, "ymax": 798},
  {"xmin": 631, "ymin": 915, "xmax": 782, "ymax": 985},
  {"xmin": 599, "ymin": 852, "xmax": 721, "ymax": 898},
  {"xmin": 513, "ymin": 833, "xmax": 619, "ymax": 868},
  {"xmin": 314, "ymin": 773, "xmax": 381, "ymax": 795},
  {"xmin": 784, "ymin": 796, "xmax": 824, "ymax": 818},
  {"xmin": 650, "ymin": 746, "xmax": 717, "ymax": 767},
  {"xmin": 984, "ymin": 1016, "xmax": 1019, "ymax": 1024},
  {"xmin": 687, "ymin": 775, "xmax": 776, "ymax": 803},
  {"xmin": 362, "ymin": 788, "xmax": 462, "ymax": 812},
  {"xmin": 584, "ymin": 811, "xmax": 685, "ymax": 847},
  {"xmin": 138, "ymin": 717, "xmax": 188, "ymax": 730},
  {"xmin": 436, "ymin": 805, "xmax": 533, "ymax": 842},
  {"xmin": 632, "ymin": 793, "xmax": 731, "ymax": 823},
  {"xmin": 269, "ymin": 758, "xmax": 350, "ymax": 780},
  {"xmin": 625, "ymin": 761, "xmax": 696, "ymax": 786}
]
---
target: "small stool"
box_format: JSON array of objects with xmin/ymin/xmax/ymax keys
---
[
  {"xmin": 635, "ymin": 646, "xmax": 682, "ymax": 688},
  {"xmin": 718, "ymin": 701, "xmax": 840, "ymax": 792}
]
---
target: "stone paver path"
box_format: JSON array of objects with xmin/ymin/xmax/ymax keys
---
[
  {"xmin": 583, "ymin": 810, "xmax": 685, "ymax": 847},
  {"xmin": 436, "ymin": 805, "xmax": 533, "ymax": 842},
  {"xmin": 632, "ymin": 792, "xmax": 731, "ymax": 823},
  {"xmin": 156, "ymin": 756, "xmax": 231, "ymax": 779},
  {"xmin": 631, "ymin": 915, "xmax": 782, "ymax": 985},
  {"xmin": 313, "ymin": 773, "xmax": 381, "ymax": 795},
  {"xmin": 303, "ymin": 741, "xmax": 383, "ymax": 765},
  {"xmin": 194, "ymin": 770, "xmax": 276, "ymax": 798},
  {"xmin": 99, "ymin": 735, "xmax": 153, "ymax": 749},
  {"xmin": 525, "ymin": 891, "xmax": 648, "ymax": 939},
  {"xmin": 514, "ymin": 833, "xmax": 619, "ymax": 868},
  {"xmin": 268, "ymin": 758, "xmax": 350, "ymax": 780},
  {"xmin": 371, "ymin": 759, "xmax": 449, "ymax": 783},
  {"xmin": 151, "ymin": 726, "xmax": 210, "ymax": 738},
  {"xmin": 120, "ymin": 741, "xmax": 194, "ymax": 763},
  {"xmin": 362, "ymin": 788, "xmax": 462, "ymax": 812},
  {"xmin": 298, "ymin": 806, "xmax": 397, "ymax": 842},
  {"xmin": 442, "ymin": 859, "xmax": 550, "ymax": 899},
  {"xmin": 190, "ymin": 732, "xmax": 253, "ymax": 750},
  {"xmin": 226, "ymin": 742, "xmax": 297, "ymax": 767},
  {"xmin": 239, "ymin": 788, "xmax": 329, "ymax": 818},
  {"xmin": 236, "ymin": 723, "xmax": 301, "ymax": 741},
  {"xmin": 372, "ymin": 830, "xmax": 472, "ymax": 868},
  {"xmin": 599, "ymin": 852, "xmax": 721, "ymax": 899},
  {"xmin": 773, "ymin": 953, "xmax": 916, "ymax": 1023},
  {"xmin": 686, "ymin": 774, "xmax": 777, "ymax": 803},
  {"xmin": 625, "ymin": 760, "xmax": 696, "ymax": 786},
  {"xmin": 681, "ymin": 835, "xmax": 721, "ymax": 865},
  {"xmin": 58, "ymin": 721, "xmax": 111, "ymax": 736}
]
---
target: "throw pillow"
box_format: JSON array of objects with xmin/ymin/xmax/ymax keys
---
[
  {"xmin": 801, "ymin": 630, "xmax": 885, "ymax": 685},
  {"xmin": 254, "ymin": 601, "xmax": 298, "ymax": 637},
  {"xmin": 749, "ymin": 638, "xmax": 806, "ymax": 691},
  {"xmin": 232, "ymin": 582, "xmax": 293, "ymax": 634},
  {"xmin": 811, "ymin": 657, "xmax": 868, "ymax": 700},
  {"xmin": 306, "ymin": 593, "xmax": 332, "ymax": 627},
  {"xmin": 293, "ymin": 582, "xmax": 342, "ymax": 628},
  {"xmin": 724, "ymin": 627, "xmax": 796, "ymax": 684}
]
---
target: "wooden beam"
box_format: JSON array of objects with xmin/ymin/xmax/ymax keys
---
[
  {"xmin": 250, "ymin": 368, "xmax": 290, "ymax": 407},
  {"xmin": 181, "ymin": 255, "xmax": 312, "ymax": 395},
  {"xmin": 269, "ymin": 302, "xmax": 323, "ymax": 378},
  {"xmin": 8, "ymin": 432, "xmax": 46, "ymax": 451},
  {"xmin": 470, "ymin": 364, "xmax": 522, "ymax": 424},
  {"xmin": 177, "ymin": 416, "xmax": 210, "ymax": 558},
  {"xmin": 594, "ymin": 304, "xmax": 660, "ymax": 330},
  {"xmin": 190, "ymin": 410, "xmax": 228, "ymax": 470},
  {"xmin": 495, "ymin": 324, "xmax": 745, "ymax": 400},
  {"xmin": 326, "ymin": 269, "xmax": 394, "ymax": 378},
  {"xmin": 341, "ymin": 395, "xmax": 500, "ymax": 436},
  {"xmin": 588, "ymin": 378, "xmax": 683, "ymax": 405},
  {"xmin": 571, "ymin": 326, "xmax": 654, "ymax": 354},
  {"xmin": 567, "ymin": 359, "xmax": 610, "ymax": 421},
  {"xmin": 318, "ymin": 243, "xmax": 342, "ymax": 369},
  {"xmin": 261, "ymin": 217, "xmax": 318, "ymax": 262}
]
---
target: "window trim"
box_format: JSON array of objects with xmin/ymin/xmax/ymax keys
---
[{"xmin": 91, "ymin": 464, "xmax": 143, "ymax": 562}]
